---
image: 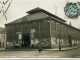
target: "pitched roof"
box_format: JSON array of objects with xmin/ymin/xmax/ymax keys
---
[
  {"xmin": 27, "ymin": 7, "xmax": 42, "ymax": 14},
  {"xmin": 6, "ymin": 12, "xmax": 49, "ymax": 25},
  {"xmin": 27, "ymin": 7, "xmax": 66, "ymax": 22},
  {"xmin": 26, "ymin": 12, "xmax": 49, "ymax": 21},
  {"xmin": 6, "ymin": 16, "xmax": 24, "ymax": 25},
  {"xmin": 6, "ymin": 7, "xmax": 66, "ymax": 25}
]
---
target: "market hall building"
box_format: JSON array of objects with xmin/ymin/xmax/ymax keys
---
[{"xmin": 5, "ymin": 7, "xmax": 80, "ymax": 49}]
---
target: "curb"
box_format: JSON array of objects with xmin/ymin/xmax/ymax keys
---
[
  {"xmin": 0, "ymin": 46, "xmax": 80, "ymax": 51},
  {"xmin": 62, "ymin": 46, "xmax": 80, "ymax": 51}
]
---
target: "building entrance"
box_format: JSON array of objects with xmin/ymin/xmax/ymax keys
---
[{"xmin": 22, "ymin": 33, "xmax": 31, "ymax": 47}]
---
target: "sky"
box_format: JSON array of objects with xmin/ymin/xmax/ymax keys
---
[{"xmin": 0, "ymin": 0, "xmax": 80, "ymax": 29}]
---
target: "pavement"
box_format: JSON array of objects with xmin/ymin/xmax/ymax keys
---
[
  {"xmin": 0, "ymin": 47, "xmax": 80, "ymax": 58},
  {"xmin": 45, "ymin": 45, "xmax": 80, "ymax": 51},
  {"xmin": 0, "ymin": 45, "xmax": 80, "ymax": 51}
]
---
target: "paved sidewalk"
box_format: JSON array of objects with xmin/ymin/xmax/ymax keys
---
[
  {"xmin": 0, "ymin": 46, "xmax": 80, "ymax": 51},
  {"xmin": 45, "ymin": 46, "xmax": 80, "ymax": 51}
]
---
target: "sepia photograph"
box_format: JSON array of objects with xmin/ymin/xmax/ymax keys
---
[{"xmin": 0, "ymin": 0, "xmax": 80, "ymax": 59}]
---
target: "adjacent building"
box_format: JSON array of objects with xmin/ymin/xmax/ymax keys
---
[
  {"xmin": 5, "ymin": 7, "xmax": 80, "ymax": 49},
  {"xmin": 0, "ymin": 27, "xmax": 6, "ymax": 48}
]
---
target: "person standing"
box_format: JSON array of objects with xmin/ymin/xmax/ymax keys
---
[{"xmin": 38, "ymin": 42, "xmax": 42, "ymax": 53}]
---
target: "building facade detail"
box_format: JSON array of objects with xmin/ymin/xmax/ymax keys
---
[{"xmin": 5, "ymin": 7, "xmax": 80, "ymax": 49}]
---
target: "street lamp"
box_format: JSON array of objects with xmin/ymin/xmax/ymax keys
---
[
  {"xmin": 59, "ymin": 34, "xmax": 61, "ymax": 51},
  {"xmin": 38, "ymin": 20, "xmax": 43, "ymax": 53}
]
